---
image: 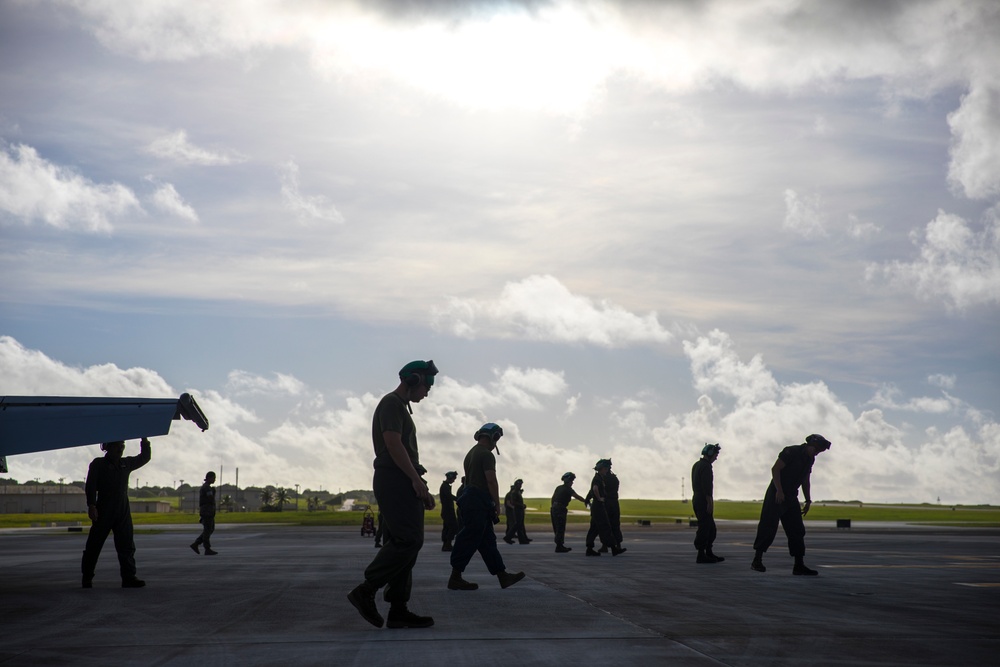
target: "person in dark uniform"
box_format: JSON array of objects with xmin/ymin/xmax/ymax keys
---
[
  {"xmin": 448, "ymin": 423, "xmax": 525, "ymax": 591},
  {"xmin": 502, "ymin": 480, "xmax": 521, "ymax": 544},
  {"xmin": 81, "ymin": 438, "xmax": 151, "ymax": 588},
  {"xmin": 751, "ymin": 434, "xmax": 832, "ymax": 575},
  {"xmin": 513, "ymin": 479, "xmax": 531, "ymax": 543},
  {"xmin": 585, "ymin": 459, "xmax": 625, "ymax": 557},
  {"xmin": 440, "ymin": 471, "xmax": 459, "ymax": 551},
  {"xmin": 190, "ymin": 471, "xmax": 218, "ymax": 556},
  {"xmin": 550, "ymin": 472, "xmax": 588, "ymax": 553},
  {"xmin": 599, "ymin": 459, "xmax": 622, "ymax": 553},
  {"xmin": 373, "ymin": 510, "xmax": 384, "ymax": 548},
  {"xmin": 347, "ymin": 360, "xmax": 439, "ymax": 629},
  {"xmin": 692, "ymin": 444, "xmax": 723, "ymax": 563}
]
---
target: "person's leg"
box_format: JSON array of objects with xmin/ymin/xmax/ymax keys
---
[
  {"xmin": 607, "ymin": 500, "xmax": 623, "ymax": 545},
  {"xmin": 780, "ymin": 504, "xmax": 815, "ymax": 575},
  {"xmin": 81, "ymin": 517, "xmax": 113, "ymax": 584},
  {"xmin": 112, "ymin": 513, "xmax": 139, "ymax": 581},
  {"xmin": 752, "ymin": 491, "xmax": 781, "ymax": 571},
  {"xmin": 364, "ymin": 471, "xmax": 425, "ymax": 604}
]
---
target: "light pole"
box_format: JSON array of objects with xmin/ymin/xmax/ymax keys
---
[{"xmin": 295, "ymin": 484, "xmax": 300, "ymax": 511}]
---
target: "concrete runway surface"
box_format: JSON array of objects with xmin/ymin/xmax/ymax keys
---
[{"xmin": 1, "ymin": 521, "xmax": 997, "ymax": 666}]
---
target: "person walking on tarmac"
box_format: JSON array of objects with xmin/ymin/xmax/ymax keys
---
[
  {"xmin": 585, "ymin": 459, "xmax": 625, "ymax": 557},
  {"xmin": 81, "ymin": 438, "xmax": 151, "ymax": 588},
  {"xmin": 692, "ymin": 444, "xmax": 724, "ymax": 563},
  {"xmin": 190, "ymin": 471, "xmax": 219, "ymax": 556},
  {"xmin": 598, "ymin": 459, "xmax": 622, "ymax": 553},
  {"xmin": 440, "ymin": 471, "xmax": 459, "ymax": 551},
  {"xmin": 751, "ymin": 434, "xmax": 832, "ymax": 575},
  {"xmin": 550, "ymin": 472, "xmax": 588, "ymax": 553},
  {"xmin": 447, "ymin": 423, "xmax": 525, "ymax": 591},
  {"xmin": 347, "ymin": 360, "xmax": 439, "ymax": 629}
]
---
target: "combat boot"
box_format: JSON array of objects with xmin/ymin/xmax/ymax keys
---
[
  {"xmin": 611, "ymin": 545, "xmax": 627, "ymax": 556},
  {"xmin": 555, "ymin": 545, "xmax": 572, "ymax": 553},
  {"xmin": 448, "ymin": 569, "xmax": 479, "ymax": 590},
  {"xmin": 121, "ymin": 577, "xmax": 146, "ymax": 588},
  {"xmin": 497, "ymin": 570, "xmax": 525, "ymax": 589},
  {"xmin": 697, "ymin": 550, "xmax": 715, "ymax": 563},
  {"xmin": 585, "ymin": 547, "xmax": 601, "ymax": 557},
  {"xmin": 751, "ymin": 556, "xmax": 766, "ymax": 572},
  {"xmin": 386, "ymin": 605, "xmax": 434, "ymax": 629},
  {"xmin": 347, "ymin": 581, "xmax": 384, "ymax": 628},
  {"xmin": 204, "ymin": 548, "xmax": 218, "ymax": 556},
  {"xmin": 793, "ymin": 561, "xmax": 818, "ymax": 576},
  {"xmin": 190, "ymin": 542, "xmax": 200, "ymax": 554},
  {"xmin": 707, "ymin": 550, "xmax": 725, "ymax": 562}
]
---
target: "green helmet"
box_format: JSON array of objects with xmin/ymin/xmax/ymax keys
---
[{"xmin": 399, "ymin": 359, "xmax": 439, "ymax": 387}]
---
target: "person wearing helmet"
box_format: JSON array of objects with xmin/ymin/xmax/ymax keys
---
[
  {"xmin": 348, "ymin": 360, "xmax": 439, "ymax": 630},
  {"xmin": 448, "ymin": 423, "xmax": 526, "ymax": 591},
  {"xmin": 503, "ymin": 479, "xmax": 532, "ymax": 544},
  {"xmin": 599, "ymin": 459, "xmax": 623, "ymax": 553},
  {"xmin": 550, "ymin": 472, "xmax": 588, "ymax": 553},
  {"xmin": 81, "ymin": 438, "xmax": 151, "ymax": 589},
  {"xmin": 585, "ymin": 459, "xmax": 625, "ymax": 556},
  {"xmin": 692, "ymin": 444, "xmax": 723, "ymax": 563},
  {"xmin": 190, "ymin": 470, "xmax": 219, "ymax": 556},
  {"xmin": 440, "ymin": 471, "xmax": 459, "ymax": 551},
  {"xmin": 751, "ymin": 434, "xmax": 832, "ymax": 576}
]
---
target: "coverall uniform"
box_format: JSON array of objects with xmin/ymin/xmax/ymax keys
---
[
  {"xmin": 450, "ymin": 442, "xmax": 507, "ymax": 576},
  {"xmin": 752, "ymin": 444, "xmax": 815, "ymax": 558},
  {"xmin": 193, "ymin": 480, "xmax": 216, "ymax": 551},
  {"xmin": 81, "ymin": 440, "xmax": 150, "ymax": 583},
  {"xmin": 691, "ymin": 457, "xmax": 717, "ymax": 553},
  {"xmin": 585, "ymin": 473, "xmax": 616, "ymax": 550},
  {"xmin": 604, "ymin": 471, "xmax": 623, "ymax": 546},
  {"xmin": 440, "ymin": 480, "xmax": 458, "ymax": 547}
]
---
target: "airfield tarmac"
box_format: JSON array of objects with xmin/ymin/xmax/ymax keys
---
[{"xmin": 1, "ymin": 521, "xmax": 997, "ymax": 666}]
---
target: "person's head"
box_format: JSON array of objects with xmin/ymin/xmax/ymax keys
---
[
  {"xmin": 205, "ymin": 471, "xmax": 217, "ymax": 484},
  {"xmin": 805, "ymin": 433, "xmax": 832, "ymax": 454},
  {"xmin": 101, "ymin": 440, "xmax": 125, "ymax": 459},
  {"xmin": 397, "ymin": 359, "xmax": 439, "ymax": 403},
  {"xmin": 561, "ymin": 472, "xmax": 576, "ymax": 486},
  {"xmin": 701, "ymin": 443, "xmax": 721, "ymax": 461},
  {"xmin": 514, "ymin": 478, "xmax": 523, "ymax": 489},
  {"xmin": 474, "ymin": 422, "xmax": 503, "ymax": 453},
  {"xmin": 445, "ymin": 471, "xmax": 458, "ymax": 483},
  {"xmin": 594, "ymin": 458, "xmax": 611, "ymax": 474}
]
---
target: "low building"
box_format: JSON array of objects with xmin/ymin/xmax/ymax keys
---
[
  {"xmin": 0, "ymin": 485, "xmax": 88, "ymax": 513},
  {"xmin": 130, "ymin": 500, "xmax": 171, "ymax": 513}
]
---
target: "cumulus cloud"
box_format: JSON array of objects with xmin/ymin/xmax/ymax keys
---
[
  {"xmin": 782, "ymin": 189, "xmax": 827, "ymax": 238},
  {"xmin": 867, "ymin": 384, "xmax": 960, "ymax": 414},
  {"xmin": 867, "ymin": 208, "xmax": 1000, "ymax": 309},
  {"xmin": 928, "ymin": 374, "xmax": 956, "ymax": 390},
  {"xmin": 149, "ymin": 182, "xmax": 199, "ymax": 222},
  {"xmin": 0, "ymin": 142, "xmax": 140, "ymax": 232},
  {"xmin": 279, "ymin": 160, "xmax": 345, "ymax": 224},
  {"xmin": 947, "ymin": 83, "xmax": 1000, "ymax": 200},
  {"xmin": 433, "ymin": 275, "xmax": 674, "ymax": 347},
  {"xmin": 846, "ymin": 213, "xmax": 882, "ymax": 240},
  {"xmin": 145, "ymin": 130, "xmax": 245, "ymax": 166},
  {"xmin": 226, "ymin": 370, "xmax": 308, "ymax": 397}
]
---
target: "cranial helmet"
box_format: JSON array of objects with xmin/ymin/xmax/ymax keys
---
[
  {"xmin": 805, "ymin": 434, "xmax": 832, "ymax": 449},
  {"xmin": 445, "ymin": 471, "xmax": 458, "ymax": 479},
  {"xmin": 702, "ymin": 443, "xmax": 721, "ymax": 457},
  {"xmin": 474, "ymin": 423, "xmax": 503, "ymax": 441},
  {"xmin": 594, "ymin": 458, "xmax": 611, "ymax": 471},
  {"xmin": 399, "ymin": 359, "xmax": 439, "ymax": 387},
  {"xmin": 100, "ymin": 440, "xmax": 125, "ymax": 452},
  {"xmin": 561, "ymin": 472, "xmax": 576, "ymax": 482}
]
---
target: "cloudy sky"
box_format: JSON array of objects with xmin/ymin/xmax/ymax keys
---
[{"xmin": 2, "ymin": 0, "xmax": 998, "ymax": 504}]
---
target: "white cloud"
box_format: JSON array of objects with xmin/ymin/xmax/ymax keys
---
[
  {"xmin": 145, "ymin": 130, "xmax": 244, "ymax": 166},
  {"xmin": 0, "ymin": 142, "xmax": 140, "ymax": 232},
  {"xmin": 868, "ymin": 208, "xmax": 1000, "ymax": 309},
  {"xmin": 867, "ymin": 384, "xmax": 959, "ymax": 414},
  {"xmin": 279, "ymin": 160, "xmax": 345, "ymax": 225},
  {"xmin": 928, "ymin": 374, "xmax": 956, "ymax": 390},
  {"xmin": 947, "ymin": 82, "xmax": 1000, "ymax": 200},
  {"xmin": 846, "ymin": 213, "xmax": 881, "ymax": 240},
  {"xmin": 149, "ymin": 182, "xmax": 199, "ymax": 222},
  {"xmin": 225, "ymin": 370, "xmax": 308, "ymax": 397},
  {"xmin": 683, "ymin": 330, "xmax": 778, "ymax": 407},
  {"xmin": 782, "ymin": 188, "xmax": 827, "ymax": 238},
  {"xmin": 433, "ymin": 274, "xmax": 674, "ymax": 347}
]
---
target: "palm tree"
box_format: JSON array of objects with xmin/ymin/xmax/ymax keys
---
[
  {"xmin": 259, "ymin": 488, "xmax": 274, "ymax": 508},
  {"xmin": 274, "ymin": 487, "xmax": 290, "ymax": 511},
  {"xmin": 221, "ymin": 494, "xmax": 234, "ymax": 512}
]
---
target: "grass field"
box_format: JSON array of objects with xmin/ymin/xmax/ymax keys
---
[{"xmin": 2, "ymin": 498, "xmax": 998, "ymax": 529}]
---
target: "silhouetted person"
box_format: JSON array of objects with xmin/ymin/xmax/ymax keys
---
[
  {"xmin": 599, "ymin": 459, "xmax": 622, "ymax": 553},
  {"xmin": 550, "ymin": 472, "xmax": 587, "ymax": 553},
  {"xmin": 586, "ymin": 459, "xmax": 625, "ymax": 556},
  {"xmin": 751, "ymin": 434, "xmax": 832, "ymax": 575},
  {"xmin": 81, "ymin": 438, "xmax": 150, "ymax": 588},
  {"xmin": 348, "ymin": 360, "xmax": 438, "ymax": 629},
  {"xmin": 448, "ymin": 423, "xmax": 525, "ymax": 591},
  {"xmin": 692, "ymin": 444, "xmax": 723, "ymax": 563},
  {"xmin": 374, "ymin": 511, "xmax": 384, "ymax": 548},
  {"xmin": 440, "ymin": 471, "xmax": 458, "ymax": 551},
  {"xmin": 502, "ymin": 481, "xmax": 518, "ymax": 544},
  {"xmin": 190, "ymin": 471, "xmax": 218, "ymax": 556}
]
